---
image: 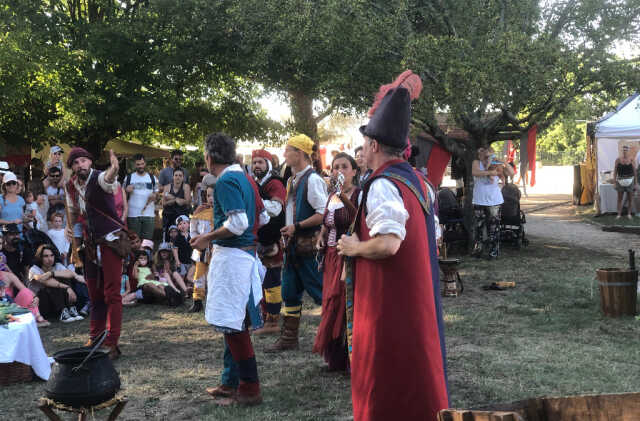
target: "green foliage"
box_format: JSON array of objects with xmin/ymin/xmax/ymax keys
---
[
  {"xmin": 405, "ymin": 0, "xmax": 640, "ymax": 145},
  {"xmin": 225, "ymin": 0, "xmax": 407, "ymax": 139},
  {"xmin": 1, "ymin": 0, "xmax": 281, "ymax": 153}
]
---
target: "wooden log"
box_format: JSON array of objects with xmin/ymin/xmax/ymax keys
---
[
  {"xmin": 439, "ymin": 409, "xmax": 523, "ymax": 421},
  {"xmin": 596, "ymin": 268, "xmax": 638, "ymax": 317}
]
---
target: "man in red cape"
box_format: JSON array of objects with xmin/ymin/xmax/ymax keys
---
[{"xmin": 338, "ymin": 85, "xmax": 449, "ymax": 420}]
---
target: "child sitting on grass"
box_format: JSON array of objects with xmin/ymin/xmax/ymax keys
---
[{"xmin": 122, "ymin": 249, "xmax": 168, "ymax": 305}]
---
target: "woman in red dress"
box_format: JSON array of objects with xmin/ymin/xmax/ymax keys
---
[{"xmin": 313, "ymin": 153, "xmax": 360, "ymax": 372}]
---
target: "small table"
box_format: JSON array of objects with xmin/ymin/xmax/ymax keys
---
[
  {"xmin": 599, "ymin": 183, "xmax": 620, "ymax": 214},
  {"xmin": 0, "ymin": 313, "xmax": 51, "ymax": 381}
]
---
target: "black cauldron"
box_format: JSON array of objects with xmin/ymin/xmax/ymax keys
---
[{"xmin": 44, "ymin": 331, "xmax": 120, "ymax": 407}]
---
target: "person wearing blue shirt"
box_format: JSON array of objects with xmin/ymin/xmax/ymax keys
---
[
  {"xmin": 0, "ymin": 172, "xmax": 26, "ymax": 233},
  {"xmin": 190, "ymin": 132, "xmax": 266, "ymax": 407}
]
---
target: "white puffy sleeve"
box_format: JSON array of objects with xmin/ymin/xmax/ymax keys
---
[
  {"xmin": 365, "ymin": 178, "xmax": 409, "ymax": 240},
  {"xmin": 223, "ymin": 212, "xmax": 249, "ymax": 236},
  {"xmin": 306, "ymin": 174, "xmax": 329, "ymax": 214}
]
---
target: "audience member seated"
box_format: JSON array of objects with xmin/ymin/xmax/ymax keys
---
[
  {"xmin": 1, "ymin": 224, "xmax": 33, "ymax": 282},
  {"xmin": 154, "ymin": 242, "xmax": 188, "ymax": 295},
  {"xmin": 122, "ymin": 249, "xmax": 169, "ymax": 305},
  {"xmin": 28, "ymin": 244, "xmax": 87, "ymax": 323},
  {"xmin": 0, "ymin": 236, "xmax": 50, "ymax": 326}
]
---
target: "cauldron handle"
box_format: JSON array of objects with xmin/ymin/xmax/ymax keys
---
[{"xmin": 72, "ymin": 330, "xmax": 108, "ymax": 372}]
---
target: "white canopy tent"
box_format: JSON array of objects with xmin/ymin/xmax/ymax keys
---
[{"xmin": 594, "ymin": 93, "xmax": 640, "ymax": 213}]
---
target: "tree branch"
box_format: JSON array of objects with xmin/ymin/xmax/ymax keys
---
[
  {"xmin": 314, "ymin": 104, "xmax": 335, "ymax": 124},
  {"xmin": 549, "ymin": 0, "xmax": 577, "ymax": 40}
]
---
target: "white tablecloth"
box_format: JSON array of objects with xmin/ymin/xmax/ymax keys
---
[
  {"xmin": 599, "ymin": 183, "xmax": 619, "ymax": 214},
  {"xmin": 0, "ymin": 313, "xmax": 52, "ymax": 380}
]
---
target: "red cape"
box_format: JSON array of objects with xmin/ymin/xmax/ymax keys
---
[{"xmin": 351, "ymin": 160, "xmax": 448, "ymax": 421}]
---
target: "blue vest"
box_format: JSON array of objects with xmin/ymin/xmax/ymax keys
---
[{"xmin": 291, "ymin": 169, "xmax": 319, "ymax": 233}]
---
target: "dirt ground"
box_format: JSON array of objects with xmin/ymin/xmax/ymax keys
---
[{"xmin": 524, "ymin": 195, "xmax": 640, "ymax": 257}]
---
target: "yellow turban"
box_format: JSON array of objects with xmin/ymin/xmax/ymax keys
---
[{"xmin": 287, "ymin": 134, "xmax": 314, "ymax": 156}]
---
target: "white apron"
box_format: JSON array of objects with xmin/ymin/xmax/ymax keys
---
[{"xmin": 205, "ymin": 245, "xmax": 265, "ymax": 331}]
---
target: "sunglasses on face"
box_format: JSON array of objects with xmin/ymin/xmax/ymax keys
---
[{"xmin": 5, "ymin": 181, "xmax": 17, "ymax": 186}]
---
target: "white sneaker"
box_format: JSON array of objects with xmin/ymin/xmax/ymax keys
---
[
  {"xmin": 60, "ymin": 308, "xmax": 74, "ymax": 323},
  {"xmin": 68, "ymin": 306, "xmax": 84, "ymax": 321}
]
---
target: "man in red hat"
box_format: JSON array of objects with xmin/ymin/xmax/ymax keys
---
[
  {"xmin": 250, "ymin": 149, "xmax": 286, "ymax": 334},
  {"xmin": 65, "ymin": 147, "xmax": 124, "ymax": 359}
]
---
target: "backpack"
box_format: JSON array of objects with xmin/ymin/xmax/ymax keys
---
[{"xmin": 124, "ymin": 172, "xmax": 156, "ymax": 192}]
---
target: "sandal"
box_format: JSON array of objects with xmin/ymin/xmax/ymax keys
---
[{"xmin": 36, "ymin": 317, "xmax": 51, "ymax": 327}]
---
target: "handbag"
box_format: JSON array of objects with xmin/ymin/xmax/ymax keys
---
[{"xmin": 294, "ymin": 230, "xmax": 321, "ymax": 257}]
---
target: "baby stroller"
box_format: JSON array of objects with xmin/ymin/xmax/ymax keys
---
[
  {"xmin": 500, "ymin": 183, "xmax": 529, "ymax": 249},
  {"xmin": 437, "ymin": 187, "xmax": 468, "ymax": 253}
]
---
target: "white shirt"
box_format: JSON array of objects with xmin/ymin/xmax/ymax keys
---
[
  {"xmin": 47, "ymin": 228, "xmax": 70, "ymax": 257},
  {"xmin": 28, "ymin": 263, "xmax": 67, "ymax": 295},
  {"xmin": 285, "ymin": 165, "xmax": 329, "ymax": 226},
  {"xmin": 126, "ymin": 172, "xmax": 158, "ymax": 218},
  {"xmin": 472, "ymin": 161, "xmax": 504, "ymax": 206},
  {"xmin": 365, "ymin": 178, "xmax": 410, "ymax": 240}
]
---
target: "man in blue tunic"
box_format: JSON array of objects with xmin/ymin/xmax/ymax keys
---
[{"xmin": 190, "ymin": 132, "xmax": 265, "ymax": 406}]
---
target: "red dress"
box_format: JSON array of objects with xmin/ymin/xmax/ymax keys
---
[
  {"xmin": 313, "ymin": 188, "xmax": 359, "ymax": 371},
  {"xmin": 351, "ymin": 160, "xmax": 448, "ymax": 421}
]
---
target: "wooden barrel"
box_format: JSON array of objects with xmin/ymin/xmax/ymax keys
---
[{"xmin": 597, "ymin": 268, "xmax": 638, "ymax": 317}]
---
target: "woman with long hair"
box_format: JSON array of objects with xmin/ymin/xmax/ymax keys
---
[
  {"xmin": 154, "ymin": 242, "xmax": 188, "ymax": 295},
  {"xmin": 162, "ymin": 167, "xmax": 191, "ymax": 239},
  {"xmin": 313, "ymin": 152, "xmax": 360, "ymax": 372},
  {"xmin": 28, "ymin": 244, "xmax": 86, "ymax": 323}
]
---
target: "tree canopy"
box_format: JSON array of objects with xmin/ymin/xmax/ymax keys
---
[
  {"xmin": 1, "ymin": 0, "xmax": 281, "ymax": 156},
  {"xmin": 2, "ymin": 0, "xmax": 639, "ymax": 158}
]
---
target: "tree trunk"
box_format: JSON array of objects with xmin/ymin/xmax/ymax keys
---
[
  {"xmin": 462, "ymin": 148, "xmax": 476, "ymax": 252},
  {"xmin": 289, "ymin": 89, "xmax": 318, "ymax": 142}
]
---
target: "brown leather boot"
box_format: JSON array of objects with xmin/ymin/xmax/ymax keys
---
[
  {"xmin": 264, "ymin": 315, "xmax": 299, "ymax": 352},
  {"xmin": 252, "ymin": 313, "xmax": 280, "ymax": 335}
]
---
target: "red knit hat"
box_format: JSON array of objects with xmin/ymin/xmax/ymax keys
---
[
  {"xmin": 66, "ymin": 147, "xmax": 93, "ymax": 168},
  {"xmin": 252, "ymin": 149, "xmax": 272, "ymax": 162}
]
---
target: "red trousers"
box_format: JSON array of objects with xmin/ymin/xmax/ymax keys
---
[{"xmin": 84, "ymin": 245, "xmax": 123, "ymax": 347}]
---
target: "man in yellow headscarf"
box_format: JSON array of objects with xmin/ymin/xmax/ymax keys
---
[{"xmin": 265, "ymin": 134, "xmax": 328, "ymax": 352}]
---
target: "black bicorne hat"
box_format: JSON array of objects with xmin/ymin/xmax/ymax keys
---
[{"xmin": 359, "ymin": 87, "xmax": 411, "ymax": 149}]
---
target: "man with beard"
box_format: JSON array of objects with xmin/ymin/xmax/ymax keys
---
[
  {"xmin": 124, "ymin": 154, "xmax": 158, "ymax": 240},
  {"xmin": 65, "ymin": 147, "xmax": 123, "ymax": 360},
  {"xmin": 250, "ymin": 149, "xmax": 286, "ymax": 335},
  {"xmin": 1, "ymin": 223, "xmax": 34, "ymax": 282}
]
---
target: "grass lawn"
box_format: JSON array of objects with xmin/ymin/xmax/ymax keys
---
[
  {"xmin": 3, "ymin": 237, "xmax": 640, "ymax": 420},
  {"xmin": 578, "ymin": 205, "xmax": 640, "ymax": 227}
]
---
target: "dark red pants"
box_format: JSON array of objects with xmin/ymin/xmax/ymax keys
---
[{"xmin": 84, "ymin": 245, "xmax": 123, "ymax": 347}]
